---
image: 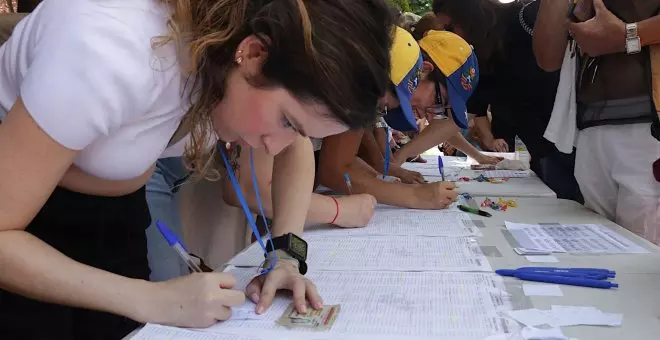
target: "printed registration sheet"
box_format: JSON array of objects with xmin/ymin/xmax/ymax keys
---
[
  {"xmin": 505, "ymin": 222, "xmax": 649, "ymax": 254},
  {"xmin": 305, "ymin": 211, "xmax": 480, "ymax": 238},
  {"xmin": 230, "ymin": 235, "xmax": 491, "ymax": 272},
  {"xmin": 132, "ymin": 324, "xmax": 277, "ymax": 340},
  {"xmin": 205, "ymin": 266, "xmax": 516, "ymax": 340},
  {"xmin": 481, "ymin": 170, "xmax": 533, "ymax": 178}
]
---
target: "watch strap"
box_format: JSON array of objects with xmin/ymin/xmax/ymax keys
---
[
  {"xmin": 625, "ymin": 23, "xmax": 641, "ymax": 55},
  {"xmin": 265, "ymin": 235, "xmax": 288, "ymax": 254},
  {"xmin": 263, "ymin": 249, "xmax": 308, "ymax": 275},
  {"xmin": 626, "ymin": 23, "xmax": 638, "ymax": 39}
]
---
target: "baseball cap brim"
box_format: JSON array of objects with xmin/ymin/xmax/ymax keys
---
[
  {"xmin": 383, "ymin": 84, "xmax": 417, "ymax": 132},
  {"xmin": 446, "ymin": 76, "xmax": 469, "ymax": 129},
  {"xmin": 445, "ymin": 47, "xmax": 479, "ymax": 130},
  {"xmin": 383, "ymin": 54, "xmax": 424, "ymax": 132}
]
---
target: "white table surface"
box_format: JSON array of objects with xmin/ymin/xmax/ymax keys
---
[
  {"xmin": 404, "ymin": 154, "xmax": 556, "ymax": 199},
  {"xmin": 470, "ymin": 197, "xmax": 660, "ymax": 275},
  {"xmin": 126, "ymin": 193, "xmax": 659, "ymax": 340},
  {"xmin": 452, "ymin": 175, "xmax": 556, "ymax": 198}
]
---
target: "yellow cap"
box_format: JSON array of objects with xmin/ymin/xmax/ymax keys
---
[
  {"xmin": 418, "ymin": 30, "xmax": 479, "ymax": 130},
  {"xmin": 418, "ymin": 30, "xmax": 473, "ymax": 76},
  {"xmin": 390, "ymin": 27, "xmax": 421, "ymax": 86}
]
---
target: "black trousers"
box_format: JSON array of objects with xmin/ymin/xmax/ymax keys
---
[{"xmin": 0, "ymin": 187, "xmax": 151, "ymax": 340}]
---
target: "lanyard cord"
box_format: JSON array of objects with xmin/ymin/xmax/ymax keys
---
[
  {"xmin": 384, "ymin": 126, "xmax": 390, "ymax": 179},
  {"xmin": 382, "ymin": 106, "xmax": 390, "ymax": 179},
  {"xmin": 218, "ymin": 144, "xmax": 276, "ymax": 274}
]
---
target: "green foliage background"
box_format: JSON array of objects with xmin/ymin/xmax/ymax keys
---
[{"xmin": 387, "ymin": 0, "xmax": 433, "ymax": 15}]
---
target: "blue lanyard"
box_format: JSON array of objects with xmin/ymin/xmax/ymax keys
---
[
  {"xmin": 383, "ymin": 126, "xmax": 390, "ymax": 179},
  {"xmin": 218, "ymin": 144, "xmax": 276, "ymax": 275}
]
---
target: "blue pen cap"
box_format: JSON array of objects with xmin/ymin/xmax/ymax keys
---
[
  {"xmin": 438, "ymin": 156, "xmax": 444, "ymax": 168},
  {"xmin": 156, "ymin": 220, "xmax": 188, "ymax": 252}
]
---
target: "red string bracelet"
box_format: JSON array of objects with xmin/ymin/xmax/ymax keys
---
[{"xmin": 330, "ymin": 197, "xmax": 339, "ymax": 224}]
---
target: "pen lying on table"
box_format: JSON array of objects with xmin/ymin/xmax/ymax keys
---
[{"xmin": 496, "ymin": 267, "xmax": 618, "ymax": 289}]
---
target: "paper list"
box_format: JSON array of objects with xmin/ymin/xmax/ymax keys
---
[{"xmin": 207, "ymin": 267, "xmax": 517, "ymax": 340}]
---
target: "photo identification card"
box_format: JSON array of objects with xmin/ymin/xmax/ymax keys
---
[{"xmin": 276, "ymin": 303, "xmax": 341, "ymax": 331}]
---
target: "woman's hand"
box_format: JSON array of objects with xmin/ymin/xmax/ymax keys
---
[
  {"xmin": 390, "ymin": 165, "xmax": 425, "ymax": 184},
  {"xmin": 486, "ymin": 138, "xmax": 509, "ymax": 153},
  {"xmin": 246, "ymin": 259, "xmax": 322, "ymax": 315},
  {"xmin": 476, "ymin": 154, "xmax": 504, "ymax": 165},
  {"xmin": 147, "ymin": 273, "xmax": 246, "ymax": 328},
  {"xmin": 412, "ymin": 182, "xmax": 458, "ymax": 209}
]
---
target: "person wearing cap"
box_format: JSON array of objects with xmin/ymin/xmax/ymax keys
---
[
  {"xmin": 385, "ymin": 29, "xmax": 501, "ymax": 166},
  {"xmin": 318, "ymin": 28, "xmax": 498, "ymax": 209},
  {"xmin": 432, "ymin": 0, "xmax": 583, "ymax": 204}
]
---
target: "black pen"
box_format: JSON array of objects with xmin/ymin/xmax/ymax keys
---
[{"xmin": 458, "ymin": 204, "xmax": 492, "ymax": 218}]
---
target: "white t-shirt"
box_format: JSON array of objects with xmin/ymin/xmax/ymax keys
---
[{"xmin": 0, "ymin": 0, "xmax": 189, "ymax": 180}]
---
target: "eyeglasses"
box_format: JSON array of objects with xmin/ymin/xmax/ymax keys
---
[{"xmin": 425, "ymin": 80, "xmax": 451, "ymax": 119}]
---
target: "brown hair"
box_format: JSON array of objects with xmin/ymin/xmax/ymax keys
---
[
  {"xmin": 433, "ymin": 0, "xmax": 521, "ymax": 72},
  {"xmin": 159, "ymin": 0, "xmax": 395, "ymax": 178},
  {"xmin": 410, "ymin": 12, "xmax": 442, "ymax": 41}
]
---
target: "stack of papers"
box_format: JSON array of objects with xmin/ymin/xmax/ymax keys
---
[
  {"xmin": 201, "ymin": 266, "xmax": 516, "ymax": 340},
  {"xmin": 482, "ymin": 170, "xmax": 533, "ymax": 178},
  {"xmin": 506, "ymin": 306, "xmax": 623, "ymax": 328},
  {"xmin": 230, "ymin": 235, "xmax": 492, "ymax": 272},
  {"xmin": 305, "ymin": 211, "xmax": 480, "ymax": 237},
  {"xmin": 505, "ymin": 222, "xmax": 649, "ymax": 254}
]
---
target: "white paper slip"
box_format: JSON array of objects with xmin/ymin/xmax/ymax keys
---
[
  {"xmin": 515, "ymin": 248, "xmax": 552, "ymax": 256},
  {"xmin": 213, "ymin": 267, "xmax": 517, "ymax": 340},
  {"xmin": 550, "ymin": 305, "xmax": 623, "ymax": 327},
  {"xmin": 525, "ymin": 255, "xmax": 559, "ymax": 263},
  {"xmin": 231, "ymin": 235, "xmax": 492, "ymax": 272},
  {"xmin": 306, "ymin": 211, "xmax": 480, "ymax": 237},
  {"xmin": 482, "ymin": 170, "xmax": 533, "ymax": 178},
  {"xmin": 505, "ymin": 222, "xmax": 649, "ymax": 254},
  {"xmin": 231, "ymin": 301, "xmax": 267, "ymax": 320},
  {"xmin": 520, "ymin": 326, "xmax": 568, "ymax": 340},
  {"xmin": 522, "ymin": 284, "xmax": 564, "ymax": 297}
]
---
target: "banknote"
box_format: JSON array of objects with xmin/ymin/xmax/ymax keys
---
[{"xmin": 276, "ymin": 303, "xmax": 341, "ymax": 332}]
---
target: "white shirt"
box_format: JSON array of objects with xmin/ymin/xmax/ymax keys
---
[{"xmin": 0, "ymin": 0, "xmax": 189, "ymax": 180}]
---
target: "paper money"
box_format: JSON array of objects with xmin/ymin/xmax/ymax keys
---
[{"xmin": 276, "ymin": 303, "xmax": 340, "ymax": 331}]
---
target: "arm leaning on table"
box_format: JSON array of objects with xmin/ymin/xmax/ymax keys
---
[
  {"xmin": 318, "ymin": 130, "xmax": 457, "ymax": 210},
  {"xmin": 359, "ymin": 128, "xmax": 425, "ymax": 184},
  {"xmin": 221, "ymin": 139, "xmax": 376, "ymax": 229},
  {"xmin": 391, "ymin": 117, "xmax": 500, "ymax": 166},
  {"xmin": 242, "ymin": 135, "xmax": 323, "ymax": 314}
]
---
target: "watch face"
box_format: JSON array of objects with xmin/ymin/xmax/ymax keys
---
[
  {"xmin": 289, "ymin": 234, "xmax": 308, "ymax": 260},
  {"xmin": 627, "ymin": 38, "xmax": 641, "ymax": 53}
]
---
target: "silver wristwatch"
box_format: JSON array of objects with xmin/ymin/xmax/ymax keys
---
[{"xmin": 625, "ymin": 23, "xmax": 641, "ymax": 55}]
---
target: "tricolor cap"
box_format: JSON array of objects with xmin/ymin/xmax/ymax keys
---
[
  {"xmin": 383, "ymin": 26, "xmax": 424, "ymax": 132},
  {"xmin": 418, "ymin": 30, "xmax": 479, "ymax": 129}
]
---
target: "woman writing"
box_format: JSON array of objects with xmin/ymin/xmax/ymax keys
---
[{"xmin": 0, "ymin": 0, "xmax": 394, "ymax": 338}]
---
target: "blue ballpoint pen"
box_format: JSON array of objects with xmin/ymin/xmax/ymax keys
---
[
  {"xmin": 344, "ymin": 173, "xmax": 353, "ymax": 194},
  {"xmin": 157, "ymin": 221, "xmax": 203, "ymax": 273},
  {"xmin": 496, "ymin": 269, "xmax": 609, "ymax": 281},
  {"xmin": 438, "ymin": 156, "xmax": 445, "ymax": 181},
  {"xmin": 513, "ymin": 272, "xmax": 619, "ymax": 289},
  {"xmin": 519, "ymin": 267, "xmax": 616, "ymax": 278}
]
